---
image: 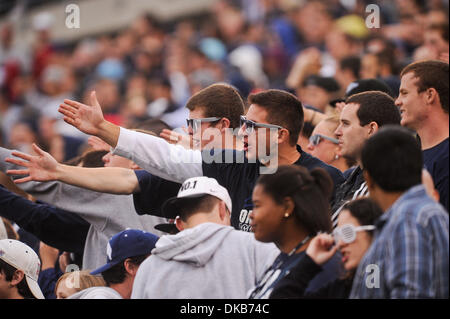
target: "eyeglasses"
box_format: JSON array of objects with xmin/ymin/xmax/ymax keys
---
[
  {"xmin": 332, "ymin": 224, "xmax": 376, "ymax": 244},
  {"xmin": 240, "ymin": 116, "xmax": 283, "ymax": 134},
  {"xmin": 309, "ymin": 134, "xmax": 339, "ymax": 146},
  {"xmin": 186, "ymin": 117, "xmax": 221, "ymax": 133}
]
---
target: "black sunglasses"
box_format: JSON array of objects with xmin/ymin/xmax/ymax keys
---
[{"xmin": 240, "ymin": 116, "xmax": 283, "ymax": 133}]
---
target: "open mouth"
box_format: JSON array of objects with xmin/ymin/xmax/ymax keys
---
[{"xmin": 243, "ymin": 141, "xmax": 249, "ymax": 152}]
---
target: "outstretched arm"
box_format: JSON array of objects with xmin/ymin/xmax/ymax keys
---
[
  {"xmin": 5, "ymin": 144, "xmax": 140, "ymax": 195},
  {"xmin": 59, "ymin": 91, "xmax": 203, "ymax": 183}
]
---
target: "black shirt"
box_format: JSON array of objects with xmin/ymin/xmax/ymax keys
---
[
  {"xmin": 423, "ymin": 138, "xmax": 449, "ymax": 212},
  {"xmin": 202, "ymin": 145, "xmax": 345, "ymax": 231}
]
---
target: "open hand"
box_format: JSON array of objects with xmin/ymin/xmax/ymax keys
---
[
  {"xmin": 59, "ymin": 91, "xmax": 105, "ymax": 136},
  {"xmin": 5, "ymin": 143, "xmax": 60, "ymax": 183}
]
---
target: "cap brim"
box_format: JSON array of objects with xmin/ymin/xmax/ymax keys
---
[
  {"xmin": 90, "ymin": 260, "xmax": 120, "ymax": 276},
  {"xmin": 154, "ymin": 223, "xmax": 179, "ymax": 234},
  {"xmin": 161, "ymin": 194, "xmax": 208, "ymax": 219},
  {"xmin": 25, "ymin": 276, "xmax": 45, "ymax": 299}
]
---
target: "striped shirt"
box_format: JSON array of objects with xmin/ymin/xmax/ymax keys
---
[{"xmin": 350, "ymin": 185, "xmax": 449, "ymax": 299}]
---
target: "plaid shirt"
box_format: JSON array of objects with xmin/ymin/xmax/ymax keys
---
[{"xmin": 350, "ymin": 185, "xmax": 449, "ymax": 299}]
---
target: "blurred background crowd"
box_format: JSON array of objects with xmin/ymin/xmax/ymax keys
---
[{"xmin": 0, "ymin": 0, "xmax": 448, "ymax": 163}]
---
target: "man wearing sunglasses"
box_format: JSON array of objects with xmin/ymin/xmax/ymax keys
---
[{"xmin": 55, "ymin": 87, "xmax": 344, "ymax": 232}]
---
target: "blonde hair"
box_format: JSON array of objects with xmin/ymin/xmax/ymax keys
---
[{"xmin": 55, "ymin": 270, "xmax": 106, "ymax": 295}]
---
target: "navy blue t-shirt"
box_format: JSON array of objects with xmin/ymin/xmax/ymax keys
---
[
  {"xmin": 423, "ymin": 138, "xmax": 449, "ymax": 212},
  {"xmin": 202, "ymin": 145, "xmax": 345, "ymax": 231},
  {"xmin": 132, "ymin": 170, "xmax": 181, "ymax": 216}
]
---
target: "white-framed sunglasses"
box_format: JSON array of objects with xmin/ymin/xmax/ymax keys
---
[
  {"xmin": 186, "ymin": 117, "xmax": 221, "ymax": 133},
  {"xmin": 309, "ymin": 134, "xmax": 339, "ymax": 146},
  {"xmin": 240, "ymin": 115, "xmax": 283, "ymax": 134},
  {"xmin": 332, "ymin": 224, "xmax": 376, "ymax": 244}
]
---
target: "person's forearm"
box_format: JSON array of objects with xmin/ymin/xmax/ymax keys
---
[
  {"xmin": 112, "ymin": 127, "xmax": 203, "ymax": 183},
  {"xmin": 54, "ymin": 164, "xmax": 139, "ymax": 194},
  {"xmin": 96, "ymin": 120, "xmax": 121, "ymax": 148}
]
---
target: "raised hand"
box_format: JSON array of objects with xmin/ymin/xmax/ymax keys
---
[
  {"xmin": 5, "ymin": 143, "xmax": 60, "ymax": 184},
  {"xmin": 306, "ymin": 233, "xmax": 338, "ymax": 266},
  {"xmin": 59, "ymin": 91, "xmax": 105, "ymax": 136}
]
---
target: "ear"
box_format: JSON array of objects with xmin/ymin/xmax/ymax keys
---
[
  {"xmin": 283, "ymin": 197, "xmax": 295, "ymax": 217},
  {"xmin": 218, "ymin": 118, "xmax": 231, "ymax": 132},
  {"xmin": 278, "ymin": 128, "xmax": 290, "ymax": 144},
  {"xmin": 218, "ymin": 201, "xmax": 230, "ymax": 224},
  {"xmin": 425, "ymin": 88, "xmax": 438, "ymax": 105},
  {"xmin": 367, "ymin": 121, "xmax": 379, "ymax": 137},
  {"xmin": 11, "ymin": 270, "xmax": 25, "ymax": 286},
  {"xmin": 124, "ymin": 258, "xmax": 141, "ymax": 276},
  {"xmin": 175, "ymin": 216, "xmax": 185, "ymax": 231}
]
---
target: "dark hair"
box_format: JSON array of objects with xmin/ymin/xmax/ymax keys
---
[
  {"xmin": 131, "ymin": 118, "xmax": 173, "ymax": 135},
  {"xmin": 177, "ymin": 195, "xmax": 221, "ymax": 222},
  {"xmin": 80, "ymin": 150, "xmax": 108, "ymax": 168},
  {"xmin": 361, "ymin": 125, "xmax": 423, "ymax": 192},
  {"xmin": 400, "ymin": 60, "xmax": 449, "ymax": 113},
  {"xmin": 340, "ymin": 56, "xmax": 361, "ymax": 79},
  {"xmin": 346, "ymin": 91, "xmax": 401, "ymax": 127},
  {"xmin": 185, "ymin": 83, "xmax": 245, "ymax": 129},
  {"xmin": 256, "ymin": 165, "xmax": 333, "ymax": 234},
  {"xmin": 427, "ymin": 22, "xmax": 449, "ymax": 42},
  {"xmin": 248, "ymin": 90, "xmax": 304, "ymax": 146},
  {"xmin": 101, "ymin": 254, "xmax": 149, "ymax": 285},
  {"xmin": 0, "ymin": 259, "xmax": 35, "ymax": 299},
  {"xmin": 342, "ymin": 198, "xmax": 383, "ymax": 229}
]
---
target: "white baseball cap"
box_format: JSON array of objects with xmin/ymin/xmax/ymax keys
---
[
  {"xmin": 0, "ymin": 239, "xmax": 45, "ymax": 299},
  {"xmin": 162, "ymin": 176, "xmax": 232, "ymax": 219}
]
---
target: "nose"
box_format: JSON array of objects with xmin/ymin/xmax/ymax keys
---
[
  {"xmin": 237, "ymin": 124, "xmax": 247, "ymax": 139},
  {"xmin": 394, "ymin": 97, "xmax": 401, "ymax": 107},
  {"xmin": 334, "ymin": 125, "xmax": 343, "ymax": 138},
  {"xmin": 307, "ymin": 141, "xmax": 315, "ymax": 151}
]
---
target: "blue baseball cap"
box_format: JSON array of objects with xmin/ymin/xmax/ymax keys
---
[{"xmin": 90, "ymin": 229, "xmax": 159, "ymax": 275}]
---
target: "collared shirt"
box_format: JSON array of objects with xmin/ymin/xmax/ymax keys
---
[{"xmin": 350, "ymin": 185, "xmax": 449, "ymax": 299}]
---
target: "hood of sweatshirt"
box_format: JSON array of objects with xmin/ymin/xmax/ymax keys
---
[{"xmin": 152, "ymin": 222, "xmax": 234, "ymax": 267}]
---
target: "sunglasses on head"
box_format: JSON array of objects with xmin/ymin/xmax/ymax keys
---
[
  {"xmin": 186, "ymin": 117, "xmax": 221, "ymax": 133},
  {"xmin": 309, "ymin": 134, "xmax": 339, "ymax": 146},
  {"xmin": 240, "ymin": 115, "xmax": 283, "ymax": 134},
  {"xmin": 332, "ymin": 224, "xmax": 376, "ymax": 244}
]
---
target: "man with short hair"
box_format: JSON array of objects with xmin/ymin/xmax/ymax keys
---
[
  {"xmin": 69, "ymin": 229, "xmax": 158, "ymax": 299},
  {"xmin": 0, "ymin": 239, "xmax": 45, "ymax": 299},
  {"xmin": 395, "ymin": 60, "xmax": 449, "ymax": 211},
  {"xmin": 331, "ymin": 90, "xmax": 401, "ymax": 226},
  {"xmin": 131, "ymin": 176, "xmax": 279, "ymax": 299},
  {"xmin": 58, "ymin": 88, "xmax": 344, "ymax": 232},
  {"xmin": 350, "ymin": 126, "xmax": 449, "ymax": 298}
]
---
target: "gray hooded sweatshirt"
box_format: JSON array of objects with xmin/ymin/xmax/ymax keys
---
[
  {"xmin": 131, "ymin": 222, "xmax": 279, "ymax": 299},
  {"xmin": 68, "ymin": 286, "xmax": 122, "ymax": 299},
  {"xmin": 0, "ymin": 147, "xmax": 166, "ymax": 270}
]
